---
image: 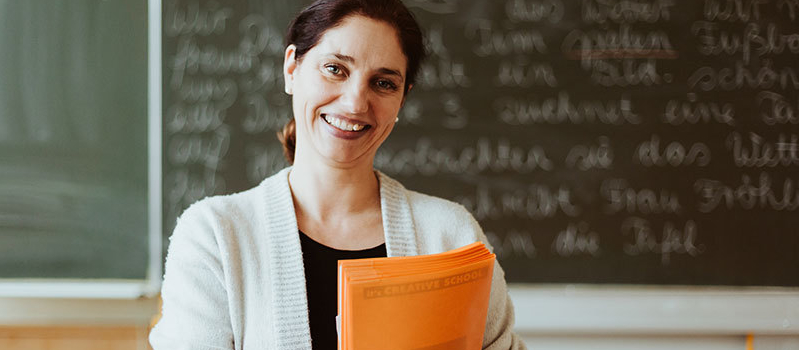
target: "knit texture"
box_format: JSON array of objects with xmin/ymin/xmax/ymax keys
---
[{"xmin": 149, "ymin": 167, "xmax": 526, "ymax": 350}]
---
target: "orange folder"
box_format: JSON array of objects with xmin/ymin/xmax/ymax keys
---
[{"xmin": 337, "ymin": 242, "xmax": 495, "ymax": 350}]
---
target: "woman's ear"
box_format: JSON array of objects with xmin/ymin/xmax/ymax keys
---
[{"xmin": 283, "ymin": 44, "xmax": 297, "ymax": 95}]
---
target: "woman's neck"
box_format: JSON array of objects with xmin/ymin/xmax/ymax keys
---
[{"xmin": 288, "ymin": 159, "xmax": 380, "ymax": 224}]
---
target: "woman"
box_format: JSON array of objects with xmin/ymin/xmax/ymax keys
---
[{"xmin": 150, "ymin": 0, "xmax": 526, "ymax": 349}]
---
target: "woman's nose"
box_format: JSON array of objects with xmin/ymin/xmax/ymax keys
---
[{"xmin": 340, "ymin": 80, "xmax": 369, "ymax": 115}]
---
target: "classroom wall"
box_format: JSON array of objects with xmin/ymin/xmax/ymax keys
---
[
  {"xmin": 521, "ymin": 335, "xmax": 799, "ymax": 350},
  {"xmin": 0, "ymin": 329, "xmax": 771, "ymax": 350},
  {"xmin": 0, "ymin": 326, "xmax": 151, "ymax": 350},
  {"xmin": 1, "ymin": 329, "xmax": 795, "ymax": 350},
  {"xmin": 1, "ymin": 288, "xmax": 798, "ymax": 349},
  {"xmin": 0, "ymin": 329, "xmax": 795, "ymax": 350}
]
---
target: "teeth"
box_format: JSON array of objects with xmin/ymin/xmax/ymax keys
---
[{"xmin": 323, "ymin": 114, "xmax": 365, "ymax": 132}]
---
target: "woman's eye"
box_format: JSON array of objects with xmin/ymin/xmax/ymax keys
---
[
  {"xmin": 325, "ymin": 64, "xmax": 341, "ymax": 75},
  {"xmin": 376, "ymin": 79, "xmax": 398, "ymax": 91}
]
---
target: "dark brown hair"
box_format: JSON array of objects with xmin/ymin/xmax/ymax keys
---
[{"xmin": 277, "ymin": 0, "xmax": 426, "ymax": 164}]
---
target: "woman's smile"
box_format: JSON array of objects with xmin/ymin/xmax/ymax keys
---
[{"xmin": 320, "ymin": 113, "xmax": 372, "ymax": 139}]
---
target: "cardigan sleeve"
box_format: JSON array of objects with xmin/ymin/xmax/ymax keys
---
[
  {"xmin": 149, "ymin": 202, "xmax": 235, "ymax": 350},
  {"xmin": 455, "ymin": 206, "xmax": 528, "ymax": 350},
  {"xmin": 405, "ymin": 189, "xmax": 528, "ymax": 350}
]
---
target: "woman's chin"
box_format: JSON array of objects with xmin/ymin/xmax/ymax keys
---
[
  {"xmin": 314, "ymin": 137, "xmax": 375, "ymax": 165},
  {"xmin": 316, "ymin": 146, "xmax": 374, "ymax": 168},
  {"xmin": 328, "ymin": 154, "xmax": 370, "ymax": 167}
]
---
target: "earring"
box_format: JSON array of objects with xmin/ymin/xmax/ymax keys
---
[{"xmin": 395, "ymin": 117, "xmax": 399, "ymax": 123}]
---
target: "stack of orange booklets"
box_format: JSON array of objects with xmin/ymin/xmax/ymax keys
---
[{"xmin": 337, "ymin": 242, "xmax": 496, "ymax": 350}]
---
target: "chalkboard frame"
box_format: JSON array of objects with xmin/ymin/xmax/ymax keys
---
[{"xmin": 509, "ymin": 284, "xmax": 799, "ymax": 335}]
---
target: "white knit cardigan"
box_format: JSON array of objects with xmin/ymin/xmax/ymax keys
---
[{"xmin": 150, "ymin": 167, "xmax": 526, "ymax": 350}]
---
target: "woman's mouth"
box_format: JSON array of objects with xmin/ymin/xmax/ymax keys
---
[{"xmin": 322, "ymin": 114, "xmax": 370, "ymax": 132}]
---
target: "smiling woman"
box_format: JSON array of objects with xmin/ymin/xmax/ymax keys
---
[
  {"xmin": 284, "ymin": 16, "xmax": 407, "ymax": 170},
  {"xmin": 149, "ymin": 1, "xmax": 526, "ymax": 349}
]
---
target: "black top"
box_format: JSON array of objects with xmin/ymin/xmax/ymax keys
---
[{"xmin": 299, "ymin": 230, "xmax": 387, "ymax": 350}]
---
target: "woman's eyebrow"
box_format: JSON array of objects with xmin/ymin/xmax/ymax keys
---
[
  {"xmin": 377, "ymin": 68, "xmax": 403, "ymax": 81},
  {"xmin": 332, "ymin": 53, "xmax": 355, "ymax": 62},
  {"xmin": 329, "ymin": 53, "xmax": 404, "ymax": 80}
]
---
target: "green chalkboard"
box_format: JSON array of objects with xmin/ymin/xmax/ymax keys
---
[
  {"xmin": 13, "ymin": 0, "xmax": 796, "ymax": 287},
  {"xmin": 162, "ymin": 0, "xmax": 799, "ymax": 287},
  {"xmin": 161, "ymin": 0, "xmax": 799, "ymax": 287},
  {"xmin": 0, "ymin": 0, "xmax": 149, "ymax": 279}
]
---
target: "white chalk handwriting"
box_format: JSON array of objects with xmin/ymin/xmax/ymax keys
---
[
  {"xmin": 634, "ymin": 135, "xmax": 712, "ymax": 167},
  {"xmin": 167, "ymin": 126, "xmax": 230, "ymax": 170},
  {"xmin": 505, "ymin": 0, "xmax": 565, "ymax": 23},
  {"xmin": 486, "ymin": 230, "xmax": 538, "ymax": 259},
  {"xmin": 688, "ymin": 60, "xmax": 799, "ymax": 91},
  {"xmin": 394, "ymin": 96, "xmax": 468, "ymax": 128},
  {"xmin": 778, "ymin": 0, "xmax": 799, "ymax": 20},
  {"xmin": 375, "ymin": 137, "xmax": 553, "ymax": 175},
  {"xmin": 240, "ymin": 94, "xmax": 291, "ymax": 134},
  {"xmin": 495, "ymin": 92, "xmax": 641, "ymax": 125},
  {"xmin": 164, "ymin": 0, "xmax": 232, "ymax": 37},
  {"xmin": 454, "ymin": 184, "xmax": 581, "ymax": 220},
  {"xmin": 397, "ymin": 99, "xmax": 424, "ymax": 126},
  {"xmin": 425, "ymin": 24, "xmax": 452, "ymax": 59},
  {"xmin": 662, "ymin": 93, "xmax": 736, "ymax": 126},
  {"xmin": 703, "ymin": 0, "xmax": 769, "ymax": 22},
  {"xmin": 589, "ymin": 58, "xmax": 668, "ymax": 87},
  {"xmin": 466, "ymin": 19, "xmax": 548, "ymax": 57},
  {"xmin": 166, "ymin": 101, "xmax": 227, "ymax": 134},
  {"xmin": 169, "ymin": 37, "xmax": 257, "ymax": 90},
  {"xmin": 757, "ymin": 91, "xmax": 799, "ymax": 125},
  {"xmin": 622, "ymin": 217, "xmax": 704, "ymax": 265},
  {"xmin": 562, "ymin": 25, "xmax": 676, "ymax": 64},
  {"xmin": 582, "ymin": 0, "xmax": 675, "ymax": 24},
  {"xmin": 695, "ymin": 172, "xmax": 799, "ymax": 212},
  {"xmin": 175, "ymin": 76, "xmax": 237, "ymax": 107},
  {"xmin": 565, "ymin": 136, "xmax": 615, "ymax": 170},
  {"xmin": 238, "ymin": 59, "xmax": 283, "ymax": 93},
  {"xmin": 417, "ymin": 57, "xmax": 472, "ymax": 89},
  {"xmin": 601, "ymin": 178, "xmax": 682, "ymax": 214},
  {"xmin": 551, "ymin": 221, "xmax": 602, "ymax": 257},
  {"xmin": 693, "ymin": 21, "xmax": 799, "ymax": 65},
  {"xmin": 439, "ymin": 93, "xmax": 470, "ymax": 130},
  {"xmin": 403, "ymin": 0, "xmax": 459, "ymax": 14},
  {"xmin": 495, "ymin": 58, "xmax": 558, "ymax": 87},
  {"xmin": 727, "ymin": 131, "xmax": 799, "ymax": 167},
  {"xmin": 238, "ymin": 14, "xmax": 286, "ymax": 56}
]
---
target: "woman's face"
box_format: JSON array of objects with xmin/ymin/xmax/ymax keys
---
[{"xmin": 283, "ymin": 15, "xmax": 408, "ymax": 169}]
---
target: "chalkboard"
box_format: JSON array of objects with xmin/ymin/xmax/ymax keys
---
[
  {"xmin": 0, "ymin": 1, "xmax": 149, "ymax": 279},
  {"xmin": 162, "ymin": 0, "xmax": 799, "ymax": 287}
]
